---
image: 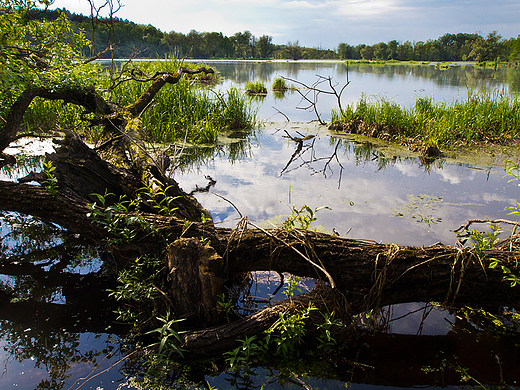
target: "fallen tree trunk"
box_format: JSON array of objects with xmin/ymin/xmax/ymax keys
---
[
  {"xmin": 2, "ymin": 135, "xmax": 520, "ymax": 360},
  {"xmin": 2, "ymin": 176, "xmax": 519, "ymax": 307}
]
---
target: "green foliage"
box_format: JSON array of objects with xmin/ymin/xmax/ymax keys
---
[
  {"xmin": 460, "ymin": 220, "xmax": 519, "ymax": 288},
  {"xmin": 468, "ymin": 223, "xmax": 502, "ymax": 260},
  {"xmin": 221, "ymin": 303, "xmax": 345, "ymax": 373},
  {"xmin": 283, "ymin": 204, "xmax": 331, "ymax": 232},
  {"xmin": 505, "ymin": 161, "xmax": 520, "ymax": 218},
  {"xmin": 245, "ymin": 81, "xmax": 267, "ymax": 95},
  {"xmin": 264, "ymin": 302, "xmax": 315, "ymax": 356},
  {"xmin": 489, "ymin": 257, "xmax": 520, "ymax": 287},
  {"xmin": 217, "ymin": 293, "xmax": 234, "ymax": 322},
  {"xmin": 282, "ymin": 275, "xmax": 303, "ymax": 298},
  {"xmin": 0, "ymin": 0, "xmax": 99, "ymax": 130},
  {"xmin": 315, "ymin": 312, "xmax": 339, "ymax": 350},
  {"xmin": 139, "ymin": 173, "xmax": 179, "ymax": 217},
  {"xmin": 146, "ymin": 311, "xmax": 187, "ymax": 358},
  {"xmin": 86, "ymin": 191, "xmax": 152, "ymax": 245},
  {"xmin": 42, "ymin": 160, "xmax": 58, "ymax": 196},
  {"xmin": 223, "ymin": 335, "xmax": 262, "ymax": 372},
  {"xmin": 109, "ymin": 254, "xmax": 165, "ymax": 324},
  {"xmin": 484, "ymin": 162, "xmax": 520, "ymax": 287}
]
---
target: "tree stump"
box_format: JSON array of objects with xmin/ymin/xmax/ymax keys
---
[{"xmin": 167, "ymin": 238, "xmax": 225, "ymax": 326}]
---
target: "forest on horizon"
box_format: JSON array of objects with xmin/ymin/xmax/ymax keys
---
[{"xmin": 45, "ymin": 8, "xmax": 520, "ymax": 63}]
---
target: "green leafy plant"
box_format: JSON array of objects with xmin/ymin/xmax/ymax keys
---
[
  {"xmin": 463, "ymin": 222, "xmax": 520, "ymax": 287},
  {"xmin": 282, "ymin": 275, "xmax": 303, "ymax": 298},
  {"xmin": 217, "ymin": 293, "xmax": 234, "ymax": 322},
  {"xmin": 200, "ymin": 212, "xmax": 212, "ymax": 225},
  {"xmin": 87, "ymin": 191, "xmax": 151, "ymax": 245},
  {"xmin": 223, "ymin": 335, "xmax": 262, "ymax": 372},
  {"xmin": 489, "ymin": 257, "xmax": 520, "ymax": 287},
  {"xmin": 468, "ymin": 222, "xmax": 502, "ymax": 260},
  {"xmin": 283, "ymin": 205, "xmax": 331, "ymax": 232},
  {"xmin": 139, "ymin": 173, "xmax": 180, "ymax": 217},
  {"xmin": 42, "ymin": 160, "xmax": 59, "ymax": 196},
  {"xmin": 108, "ymin": 253, "xmax": 168, "ymax": 329},
  {"xmin": 315, "ymin": 312, "xmax": 339, "ymax": 349},
  {"xmin": 505, "ymin": 161, "xmax": 520, "ymax": 218},
  {"xmin": 264, "ymin": 302, "xmax": 316, "ymax": 356},
  {"xmin": 146, "ymin": 310, "xmax": 187, "ymax": 358}
]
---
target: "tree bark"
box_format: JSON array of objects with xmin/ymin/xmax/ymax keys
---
[{"xmin": 2, "ymin": 173, "xmax": 519, "ymax": 307}]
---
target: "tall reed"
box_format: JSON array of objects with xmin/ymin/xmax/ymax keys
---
[
  {"xmin": 16, "ymin": 60, "xmax": 255, "ymax": 146},
  {"xmin": 332, "ymin": 89, "xmax": 520, "ymax": 148}
]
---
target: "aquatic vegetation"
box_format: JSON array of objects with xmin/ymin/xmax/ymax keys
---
[
  {"xmin": 331, "ymin": 89, "xmax": 520, "ymax": 150},
  {"xmin": 42, "ymin": 160, "xmax": 59, "ymax": 197},
  {"xmin": 392, "ymin": 194, "xmax": 443, "ymax": 226},
  {"xmin": 244, "ymin": 80, "xmax": 267, "ymax": 95},
  {"xmin": 272, "ymin": 77, "xmax": 289, "ymax": 91},
  {"xmin": 17, "ymin": 60, "xmax": 255, "ymax": 146},
  {"xmin": 146, "ymin": 311, "xmax": 187, "ymax": 358},
  {"xmin": 282, "ymin": 204, "xmax": 331, "ymax": 232}
]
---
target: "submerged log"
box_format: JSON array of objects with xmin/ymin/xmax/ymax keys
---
[{"xmin": 2, "ymin": 175, "xmax": 520, "ymax": 314}]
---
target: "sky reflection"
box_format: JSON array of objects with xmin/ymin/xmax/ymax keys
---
[{"xmin": 176, "ymin": 123, "xmax": 517, "ymax": 247}]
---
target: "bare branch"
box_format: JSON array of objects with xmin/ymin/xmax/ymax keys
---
[{"xmin": 453, "ymin": 218, "xmax": 520, "ymax": 233}]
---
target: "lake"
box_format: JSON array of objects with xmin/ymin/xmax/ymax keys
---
[
  {"xmin": 1, "ymin": 61, "xmax": 520, "ymax": 389},
  {"xmin": 178, "ymin": 61, "xmax": 519, "ymax": 247}
]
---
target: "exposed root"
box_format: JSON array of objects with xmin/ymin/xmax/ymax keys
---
[
  {"xmin": 364, "ymin": 244, "xmax": 400, "ymax": 311},
  {"xmin": 247, "ymin": 221, "xmax": 336, "ymax": 288}
]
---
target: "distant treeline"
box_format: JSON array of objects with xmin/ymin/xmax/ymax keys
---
[{"xmin": 43, "ymin": 8, "xmax": 520, "ymax": 62}]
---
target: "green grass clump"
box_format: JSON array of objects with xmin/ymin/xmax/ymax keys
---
[
  {"xmin": 272, "ymin": 77, "xmax": 289, "ymax": 91},
  {"xmin": 109, "ymin": 60, "xmax": 255, "ymax": 144},
  {"xmin": 245, "ymin": 81, "xmax": 267, "ymax": 95},
  {"xmin": 331, "ymin": 89, "xmax": 520, "ymax": 149}
]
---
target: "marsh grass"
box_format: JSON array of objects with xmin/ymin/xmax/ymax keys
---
[
  {"xmin": 332, "ymin": 89, "xmax": 520, "ymax": 149},
  {"xmin": 272, "ymin": 77, "xmax": 288, "ymax": 91},
  {"xmin": 17, "ymin": 60, "xmax": 255, "ymax": 146},
  {"xmin": 245, "ymin": 81, "xmax": 267, "ymax": 95},
  {"xmin": 21, "ymin": 97, "xmax": 87, "ymax": 135},
  {"xmin": 108, "ymin": 61, "xmax": 255, "ymax": 144}
]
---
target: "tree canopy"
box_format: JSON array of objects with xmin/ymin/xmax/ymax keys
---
[{"xmin": 24, "ymin": 6, "xmax": 519, "ymax": 62}]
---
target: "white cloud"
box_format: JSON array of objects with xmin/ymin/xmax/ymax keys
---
[{"xmin": 52, "ymin": 0, "xmax": 520, "ymax": 49}]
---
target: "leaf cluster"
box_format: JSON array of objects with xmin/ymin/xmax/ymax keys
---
[
  {"xmin": 283, "ymin": 204, "xmax": 331, "ymax": 232},
  {"xmin": 42, "ymin": 160, "xmax": 58, "ymax": 196},
  {"xmin": 0, "ymin": 1, "xmax": 95, "ymax": 94}
]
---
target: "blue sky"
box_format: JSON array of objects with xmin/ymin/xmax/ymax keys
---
[{"xmin": 52, "ymin": 0, "xmax": 519, "ymax": 49}]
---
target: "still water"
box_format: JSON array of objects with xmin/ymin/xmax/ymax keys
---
[
  {"xmin": 179, "ymin": 61, "xmax": 519, "ymax": 247},
  {"xmin": 1, "ymin": 61, "xmax": 520, "ymax": 389}
]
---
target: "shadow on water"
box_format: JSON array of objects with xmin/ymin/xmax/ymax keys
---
[{"xmin": 0, "ymin": 212, "xmax": 130, "ymax": 389}]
